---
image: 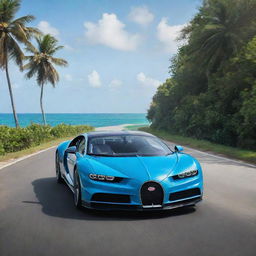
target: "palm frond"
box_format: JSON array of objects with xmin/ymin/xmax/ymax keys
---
[
  {"xmin": 46, "ymin": 62, "xmax": 59, "ymax": 86},
  {"xmin": 12, "ymin": 15, "xmax": 34, "ymax": 25},
  {"xmin": 49, "ymin": 57, "xmax": 67, "ymax": 67},
  {"xmin": 9, "ymin": 21, "xmax": 41, "ymax": 46},
  {"xmin": 36, "ymin": 62, "xmax": 47, "ymax": 86},
  {"xmin": 25, "ymin": 42, "xmax": 38, "ymax": 54},
  {"xmin": 24, "ymin": 26, "xmax": 42, "ymax": 38},
  {"xmin": 48, "ymin": 45, "xmax": 63, "ymax": 55},
  {"xmin": 0, "ymin": 0, "xmax": 20, "ymax": 23},
  {"xmin": 24, "ymin": 62, "xmax": 39, "ymax": 79},
  {"xmin": 9, "ymin": 22, "xmax": 28, "ymax": 42},
  {"xmin": 7, "ymin": 35, "xmax": 24, "ymax": 68}
]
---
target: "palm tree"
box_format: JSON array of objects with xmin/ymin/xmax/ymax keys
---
[
  {"xmin": 0, "ymin": 0, "xmax": 39, "ymax": 127},
  {"xmin": 24, "ymin": 34, "xmax": 68, "ymax": 125},
  {"xmin": 182, "ymin": 0, "xmax": 256, "ymax": 74}
]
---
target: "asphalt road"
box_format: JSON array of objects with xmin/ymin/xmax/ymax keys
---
[{"xmin": 0, "ymin": 143, "xmax": 256, "ymax": 256}]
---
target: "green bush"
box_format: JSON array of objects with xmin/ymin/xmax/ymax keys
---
[
  {"xmin": 0, "ymin": 142, "xmax": 4, "ymax": 155},
  {"xmin": 0, "ymin": 123, "xmax": 94, "ymax": 155}
]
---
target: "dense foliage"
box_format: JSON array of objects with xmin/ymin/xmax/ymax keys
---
[
  {"xmin": 148, "ymin": 0, "xmax": 256, "ymax": 150},
  {"xmin": 0, "ymin": 124, "xmax": 94, "ymax": 155}
]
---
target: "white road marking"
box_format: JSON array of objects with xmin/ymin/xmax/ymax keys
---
[{"xmin": 185, "ymin": 147, "xmax": 256, "ymax": 168}]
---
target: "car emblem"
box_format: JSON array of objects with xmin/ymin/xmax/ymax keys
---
[{"xmin": 148, "ymin": 186, "xmax": 156, "ymax": 192}]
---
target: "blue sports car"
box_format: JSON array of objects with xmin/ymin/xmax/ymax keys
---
[{"xmin": 55, "ymin": 131, "xmax": 203, "ymax": 210}]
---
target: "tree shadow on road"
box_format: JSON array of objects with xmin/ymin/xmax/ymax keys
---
[{"xmin": 28, "ymin": 177, "xmax": 196, "ymax": 221}]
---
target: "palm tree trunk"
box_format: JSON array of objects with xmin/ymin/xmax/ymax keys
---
[
  {"xmin": 5, "ymin": 56, "xmax": 19, "ymax": 128},
  {"xmin": 40, "ymin": 84, "xmax": 47, "ymax": 125}
]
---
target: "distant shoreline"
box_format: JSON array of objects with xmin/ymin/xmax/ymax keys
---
[
  {"xmin": 0, "ymin": 113, "xmax": 149, "ymax": 128},
  {"xmin": 0, "ymin": 112, "xmax": 147, "ymax": 114}
]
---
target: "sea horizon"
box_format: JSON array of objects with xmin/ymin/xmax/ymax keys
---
[{"xmin": 0, "ymin": 113, "xmax": 149, "ymax": 128}]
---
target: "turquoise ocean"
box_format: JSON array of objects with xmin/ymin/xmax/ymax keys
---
[{"xmin": 0, "ymin": 113, "xmax": 149, "ymax": 127}]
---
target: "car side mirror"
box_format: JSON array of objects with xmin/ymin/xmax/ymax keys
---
[
  {"xmin": 174, "ymin": 145, "xmax": 184, "ymax": 152},
  {"xmin": 66, "ymin": 146, "xmax": 77, "ymax": 154}
]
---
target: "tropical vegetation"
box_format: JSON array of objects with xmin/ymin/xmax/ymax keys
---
[
  {"xmin": 147, "ymin": 0, "xmax": 256, "ymax": 150},
  {"xmin": 24, "ymin": 34, "xmax": 68, "ymax": 125},
  {"xmin": 0, "ymin": 123, "xmax": 94, "ymax": 155}
]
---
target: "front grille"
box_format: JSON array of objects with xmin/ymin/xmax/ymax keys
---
[
  {"xmin": 91, "ymin": 193, "xmax": 130, "ymax": 203},
  {"xmin": 169, "ymin": 188, "xmax": 201, "ymax": 201},
  {"xmin": 140, "ymin": 181, "xmax": 164, "ymax": 206}
]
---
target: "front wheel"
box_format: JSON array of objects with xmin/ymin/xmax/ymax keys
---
[
  {"xmin": 73, "ymin": 169, "xmax": 82, "ymax": 209},
  {"xmin": 55, "ymin": 151, "xmax": 63, "ymax": 183}
]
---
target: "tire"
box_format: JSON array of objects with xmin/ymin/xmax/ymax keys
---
[
  {"xmin": 56, "ymin": 151, "xmax": 63, "ymax": 183},
  {"xmin": 73, "ymin": 169, "xmax": 82, "ymax": 209}
]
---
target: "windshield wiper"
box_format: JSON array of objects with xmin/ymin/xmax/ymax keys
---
[{"xmin": 87, "ymin": 153, "xmax": 114, "ymax": 157}]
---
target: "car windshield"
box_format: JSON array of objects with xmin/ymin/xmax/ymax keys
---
[{"xmin": 87, "ymin": 135, "xmax": 172, "ymax": 157}]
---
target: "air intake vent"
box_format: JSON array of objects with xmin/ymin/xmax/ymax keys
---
[
  {"xmin": 91, "ymin": 193, "xmax": 130, "ymax": 203},
  {"xmin": 169, "ymin": 188, "xmax": 201, "ymax": 201}
]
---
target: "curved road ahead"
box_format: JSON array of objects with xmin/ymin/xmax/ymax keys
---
[{"xmin": 0, "ymin": 142, "xmax": 255, "ymax": 256}]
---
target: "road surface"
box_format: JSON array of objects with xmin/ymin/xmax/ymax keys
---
[{"xmin": 0, "ymin": 142, "xmax": 255, "ymax": 256}]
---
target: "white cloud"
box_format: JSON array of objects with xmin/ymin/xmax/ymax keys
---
[
  {"xmin": 137, "ymin": 72, "xmax": 161, "ymax": 88},
  {"xmin": 88, "ymin": 70, "xmax": 101, "ymax": 87},
  {"xmin": 157, "ymin": 18, "xmax": 185, "ymax": 53},
  {"xmin": 109, "ymin": 79, "xmax": 122, "ymax": 89},
  {"xmin": 64, "ymin": 74, "xmax": 72, "ymax": 81},
  {"xmin": 37, "ymin": 21, "xmax": 60, "ymax": 37},
  {"xmin": 84, "ymin": 13, "xmax": 140, "ymax": 51},
  {"xmin": 129, "ymin": 6, "xmax": 154, "ymax": 26}
]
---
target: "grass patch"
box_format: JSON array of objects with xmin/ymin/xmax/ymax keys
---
[{"xmin": 140, "ymin": 127, "xmax": 256, "ymax": 164}]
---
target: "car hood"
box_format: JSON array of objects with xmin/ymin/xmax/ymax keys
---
[{"xmin": 86, "ymin": 154, "xmax": 179, "ymax": 182}]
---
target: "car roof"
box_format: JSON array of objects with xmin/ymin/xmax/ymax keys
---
[{"xmin": 84, "ymin": 130, "xmax": 156, "ymax": 138}]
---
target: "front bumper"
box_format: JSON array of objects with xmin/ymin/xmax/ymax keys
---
[
  {"xmin": 82, "ymin": 196, "xmax": 202, "ymax": 211},
  {"xmin": 79, "ymin": 171, "xmax": 203, "ymax": 211}
]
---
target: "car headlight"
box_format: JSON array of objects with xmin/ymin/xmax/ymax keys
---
[
  {"xmin": 89, "ymin": 174, "xmax": 122, "ymax": 182},
  {"xmin": 172, "ymin": 170, "xmax": 198, "ymax": 180}
]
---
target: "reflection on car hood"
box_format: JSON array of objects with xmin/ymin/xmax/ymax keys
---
[{"xmin": 88, "ymin": 154, "xmax": 179, "ymax": 182}]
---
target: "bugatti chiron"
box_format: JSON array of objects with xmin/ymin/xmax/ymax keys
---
[{"xmin": 55, "ymin": 131, "xmax": 203, "ymax": 210}]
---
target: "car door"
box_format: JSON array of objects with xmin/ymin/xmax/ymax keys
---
[{"xmin": 66, "ymin": 136, "xmax": 85, "ymax": 185}]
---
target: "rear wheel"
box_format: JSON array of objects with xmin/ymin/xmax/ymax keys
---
[
  {"xmin": 74, "ymin": 169, "xmax": 82, "ymax": 209},
  {"xmin": 55, "ymin": 151, "xmax": 63, "ymax": 183}
]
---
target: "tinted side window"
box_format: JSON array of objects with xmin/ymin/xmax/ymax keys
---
[
  {"xmin": 69, "ymin": 136, "xmax": 85, "ymax": 151},
  {"xmin": 77, "ymin": 138, "xmax": 86, "ymax": 154}
]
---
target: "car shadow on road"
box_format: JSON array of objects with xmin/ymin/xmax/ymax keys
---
[{"xmin": 28, "ymin": 177, "xmax": 196, "ymax": 221}]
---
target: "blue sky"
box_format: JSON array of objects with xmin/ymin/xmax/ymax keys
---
[{"xmin": 0, "ymin": 0, "xmax": 201, "ymax": 113}]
